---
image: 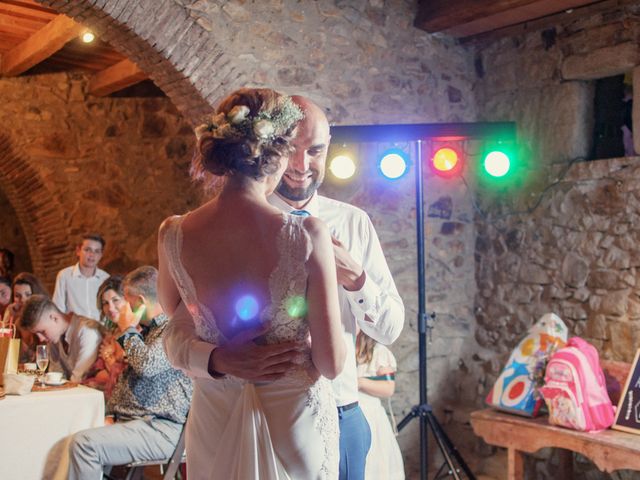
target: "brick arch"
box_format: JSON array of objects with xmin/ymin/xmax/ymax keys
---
[
  {"xmin": 0, "ymin": 134, "xmax": 69, "ymax": 287},
  {"xmin": 38, "ymin": 0, "xmax": 247, "ymax": 124}
]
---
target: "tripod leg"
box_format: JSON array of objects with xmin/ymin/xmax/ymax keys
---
[{"xmin": 425, "ymin": 412, "xmax": 476, "ymax": 480}]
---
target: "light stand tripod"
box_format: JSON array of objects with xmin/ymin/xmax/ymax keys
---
[{"xmin": 396, "ymin": 140, "xmax": 476, "ymax": 480}]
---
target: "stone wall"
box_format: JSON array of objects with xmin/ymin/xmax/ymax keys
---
[
  {"xmin": 473, "ymin": 5, "xmax": 640, "ymax": 479},
  {"xmin": 174, "ymin": 0, "xmax": 476, "ymax": 125},
  {"xmin": 0, "ymin": 188, "xmax": 32, "ymax": 275},
  {"xmin": 0, "ymin": 72, "xmax": 198, "ymax": 288}
]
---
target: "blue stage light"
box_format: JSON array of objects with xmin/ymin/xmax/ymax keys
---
[{"xmin": 379, "ymin": 149, "xmax": 409, "ymax": 180}]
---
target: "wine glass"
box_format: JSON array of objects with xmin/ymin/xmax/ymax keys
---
[{"xmin": 36, "ymin": 344, "xmax": 49, "ymax": 386}]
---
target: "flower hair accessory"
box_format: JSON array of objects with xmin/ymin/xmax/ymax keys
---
[{"xmin": 196, "ymin": 96, "xmax": 304, "ymax": 142}]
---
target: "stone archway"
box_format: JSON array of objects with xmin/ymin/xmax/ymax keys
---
[
  {"xmin": 0, "ymin": 134, "xmax": 69, "ymax": 287},
  {"xmin": 25, "ymin": 0, "xmax": 253, "ymax": 282},
  {"xmin": 37, "ymin": 0, "xmax": 247, "ymax": 124}
]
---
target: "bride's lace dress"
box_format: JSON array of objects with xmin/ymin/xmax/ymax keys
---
[{"xmin": 162, "ymin": 213, "xmax": 339, "ymax": 480}]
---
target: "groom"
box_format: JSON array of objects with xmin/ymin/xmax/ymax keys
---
[
  {"xmin": 189, "ymin": 95, "xmax": 405, "ymax": 479},
  {"xmin": 270, "ymin": 96, "xmax": 404, "ymax": 478}
]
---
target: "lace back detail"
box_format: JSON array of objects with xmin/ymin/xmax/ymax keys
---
[
  {"xmin": 161, "ymin": 215, "xmax": 221, "ymax": 344},
  {"xmin": 262, "ymin": 214, "xmax": 313, "ymax": 344},
  {"xmin": 270, "ymin": 215, "xmax": 339, "ymax": 479}
]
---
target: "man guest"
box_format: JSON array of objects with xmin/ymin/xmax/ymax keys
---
[{"xmin": 52, "ymin": 233, "xmax": 109, "ymax": 321}]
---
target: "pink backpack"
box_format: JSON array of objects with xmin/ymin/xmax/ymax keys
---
[{"xmin": 539, "ymin": 337, "xmax": 614, "ymax": 432}]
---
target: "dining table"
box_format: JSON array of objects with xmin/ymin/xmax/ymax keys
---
[{"xmin": 0, "ymin": 384, "xmax": 104, "ymax": 479}]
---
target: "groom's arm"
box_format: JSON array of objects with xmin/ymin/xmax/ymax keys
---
[
  {"xmin": 163, "ymin": 301, "xmax": 217, "ymax": 379},
  {"xmin": 164, "ymin": 301, "xmax": 302, "ymax": 381},
  {"xmin": 333, "ymin": 214, "xmax": 404, "ymax": 345}
]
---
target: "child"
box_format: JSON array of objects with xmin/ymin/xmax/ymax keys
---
[{"xmin": 356, "ymin": 330, "xmax": 405, "ymax": 480}]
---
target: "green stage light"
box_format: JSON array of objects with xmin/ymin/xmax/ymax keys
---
[{"xmin": 483, "ymin": 150, "xmax": 511, "ymax": 177}]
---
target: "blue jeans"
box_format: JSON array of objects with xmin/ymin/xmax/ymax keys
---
[{"xmin": 338, "ymin": 404, "xmax": 371, "ymax": 480}]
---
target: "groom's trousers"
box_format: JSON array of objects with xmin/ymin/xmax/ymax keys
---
[{"xmin": 338, "ymin": 403, "xmax": 371, "ymax": 480}]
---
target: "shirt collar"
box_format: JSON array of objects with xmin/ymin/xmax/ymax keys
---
[
  {"xmin": 268, "ymin": 193, "xmax": 320, "ymax": 217},
  {"xmin": 71, "ymin": 263, "xmax": 101, "ymax": 279}
]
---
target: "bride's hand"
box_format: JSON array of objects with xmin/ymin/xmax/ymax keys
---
[{"xmin": 208, "ymin": 322, "xmax": 304, "ymax": 382}]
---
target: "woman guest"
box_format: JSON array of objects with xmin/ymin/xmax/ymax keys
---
[
  {"xmin": 0, "ymin": 276, "xmax": 11, "ymax": 318},
  {"xmin": 82, "ymin": 276, "xmax": 127, "ymax": 399},
  {"xmin": 3, "ymin": 272, "xmax": 49, "ymax": 325},
  {"xmin": 2, "ymin": 272, "xmax": 47, "ymax": 363},
  {"xmin": 357, "ymin": 330, "xmax": 405, "ymax": 480}
]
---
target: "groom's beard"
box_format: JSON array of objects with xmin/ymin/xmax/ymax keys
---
[{"xmin": 276, "ymin": 170, "xmax": 322, "ymax": 202}]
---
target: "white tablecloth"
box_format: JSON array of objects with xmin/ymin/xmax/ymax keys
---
[{"xmin": 0, "ymin": 385, "xmax": 104, "ymax": 479}]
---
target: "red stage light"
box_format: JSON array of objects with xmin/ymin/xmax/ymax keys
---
[{"xmin": 431, "ymin": 147, "xmax": 461, "ymax": 177}]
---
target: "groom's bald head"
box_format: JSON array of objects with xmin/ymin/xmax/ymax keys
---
[{"xmin": 276, "ymin": 96, "xmax": 331, "ymax": 206}]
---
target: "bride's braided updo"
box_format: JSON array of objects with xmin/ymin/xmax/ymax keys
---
[{"xmin": 191, "ymin": 88, "xmax": 304, "ymax": 182}]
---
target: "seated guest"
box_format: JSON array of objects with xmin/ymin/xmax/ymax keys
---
[
  {"xmin": 96, "ymin": 275, "xmax": 126, "ymax": 331},
  {"xmin": 2, "ymin": 272, "xmax": 49, "ymax": 363},
  {"xmin": 68, "ymin": 266, "xmax": 192, "ymax": 479},
  {"xmin": 83, "ymin": 276, "xmax": 127, "ymax": 399},
  {"xmin": 0, "ymin": 276, "xmax": 11, "ymax": 318},
  {"xmin": 52, "ymin": 233, "xmax": 109, "ymax": 321},
  {"xmin": 3, "ymin": 272, "xmax": 49, "ymax": 325},
  {"xmin": 19, "ymin": 295, "xmax": 102, "ymax": 382}
]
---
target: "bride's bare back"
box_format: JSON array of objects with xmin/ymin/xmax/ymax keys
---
[{"xmin": 179, "ymin": 197, "xmax": 287, "ymax": 340}]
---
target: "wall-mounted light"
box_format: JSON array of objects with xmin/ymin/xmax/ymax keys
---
[{"xmin": 81, "ymin": 31, "xmax": 95, "ymax": 43}]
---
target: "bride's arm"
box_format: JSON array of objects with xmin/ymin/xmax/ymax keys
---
[
  {"xmin": 157, "ymin": 218, "xmax": 182, "ymax": 317},
  {"xmin": 305, "ymin": 216, "xmax": 346, "ymax": 379},
  {"xmin": 158, "ymin": 219, "xmax": 217, "ymax": 378}
]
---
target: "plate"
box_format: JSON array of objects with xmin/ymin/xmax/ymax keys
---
[{"xmin": 44, "ymin": 379, "xmax": 67, "ymax": 386}]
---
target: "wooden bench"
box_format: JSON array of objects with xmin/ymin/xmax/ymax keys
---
[{"xmin": 470, "ymin": 408, "xmax": 640, "ymax": 479}]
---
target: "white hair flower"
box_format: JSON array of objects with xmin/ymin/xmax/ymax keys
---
[
  {"xmin": 254, "ymin": 119, "xmax": 275, "ymax": 139},
  {"xmin": 227, "ymin": 105, "xmax": 250, "ymax": 124}
]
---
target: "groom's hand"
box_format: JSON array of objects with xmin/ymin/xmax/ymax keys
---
[
  {"xmin": 207, "ymin": 323, "xmax": 303, "ymax": 381},
  {"xmin": 332, "ymin": 236, "xmax": 365, "ymax": 291}
]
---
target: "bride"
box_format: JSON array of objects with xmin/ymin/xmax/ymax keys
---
[{"xmin": 158, "ymin": 88, "xmax": 345, "ymax": 479}]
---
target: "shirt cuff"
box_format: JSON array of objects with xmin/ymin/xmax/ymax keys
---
[
  {"xmin": 344, "ymin": 273, "xmax": 381, "ymax": 320},
  {"xmin": 116, "ymin": 327, "xmax": 142, "ymax": 349},
  {"xmin": 189, "ymin": 340, "xmax": 217, "ymax": 378}
]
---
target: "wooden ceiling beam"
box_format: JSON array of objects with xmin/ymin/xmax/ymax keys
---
[
  {"xmin": 0, "ymin": 1, "xmax": 57, "ymax": 22},
  {"xmin": 464, "ymin": 0, "xmax": 636, "ymax": 44},
  {"xmin": 415, "ymin": 0, "xmax": 605, "ymax": 37},
  {"xmin": 0, "ymin": 14, "xmax": 84, "ymax": 76},
  {"xmin": 415, "ymin": 0, "xmax": 543, "ymax": 33},
  {"xmin": 88, "ymin": 59, "xmax": 147, "ymax": 97}
]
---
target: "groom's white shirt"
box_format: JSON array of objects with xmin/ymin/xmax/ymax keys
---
[{"xmin": 163, "ymin": 193, "xmax": 404, "ymax": 406}]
